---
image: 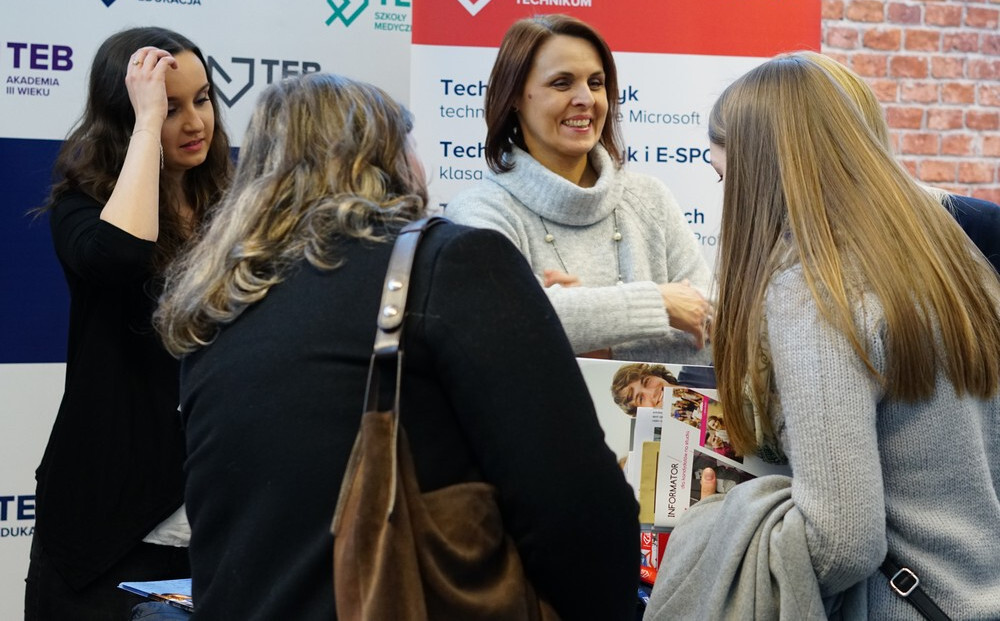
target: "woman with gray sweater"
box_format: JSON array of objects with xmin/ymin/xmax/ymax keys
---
[
  {"xmin": 446, "ymin": 15, "xmax": 712, "ymax": 364},
  {"xmin": 647, "ymin": 53, "xmax": 1000, "ymax": 620}
]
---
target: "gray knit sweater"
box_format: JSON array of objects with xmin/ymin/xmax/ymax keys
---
[
  {"xmin": 445, "ymin": 145, "xmax": 712, "ymax": 364},
  {"xmin": 647, "ymin": 265, "xmax": 1000, "ymax": 619},
  {"xmin": 764, "ymin": 265, "xmax": 1000, "ymax": 618}
]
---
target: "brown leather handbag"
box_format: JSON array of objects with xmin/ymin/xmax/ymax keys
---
[{"xmin": 331, "ymin": 217, "xmax": 558, "ymax": 621}]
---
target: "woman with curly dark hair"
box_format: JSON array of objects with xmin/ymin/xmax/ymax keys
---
[{"xmin": 26, "ymin": 26, "xmax": 232, "ymax": 620}]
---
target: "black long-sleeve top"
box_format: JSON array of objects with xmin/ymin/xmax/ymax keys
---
[
  {"xmin": 949, "ymin": 193, "xmax": 1000, "ymax": 274},
  {"xmin": 36, "ymin": 191, "xmax": 186, "ymax": 589},
  {"xmin": 181, "ymin": 222, "xmax": 639, "ymax": 620}
]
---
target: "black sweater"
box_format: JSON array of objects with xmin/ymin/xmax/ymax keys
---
[
  {"xmin": 950, "ymin": 193, "xmax": 1000, "ymax": 274},
  {"xmin": 181, "ymin": 222, "xmax": 639, "ymax": 620},
  {"xmin": 36, "ymin": 191, "xmax": 186, "ymax": 589}
]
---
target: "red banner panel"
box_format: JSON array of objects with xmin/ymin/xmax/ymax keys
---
[{"xmin": 413, "ymin": 0, "xmax": 821, "ymax": 57}]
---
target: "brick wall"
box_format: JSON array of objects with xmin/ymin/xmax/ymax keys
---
[{"xmin": 822, "ymin": 0, "xmax": 1000, "ymax": 203}]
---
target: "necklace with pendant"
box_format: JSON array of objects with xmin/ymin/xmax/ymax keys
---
[{"xmin": 539, "ymin": 208, "xmax": 624, "ymax": 285}]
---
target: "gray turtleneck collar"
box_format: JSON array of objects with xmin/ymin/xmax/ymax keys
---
[{"xmin": 487, "ymin": 144, "xmax": 625, "ymax": 227}]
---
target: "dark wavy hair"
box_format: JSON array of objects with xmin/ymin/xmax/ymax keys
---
[
  {"xmin": 41, "ymin": 26, "xmax": 233, "ymax": 271},
  {"xmin": 484, "ymin": 14, "xmax": 623, "ymax": 173}
]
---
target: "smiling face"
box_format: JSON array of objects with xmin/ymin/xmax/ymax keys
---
[
  {"xmin": 620, "ymin": 375, "xmax": 668, "ymax": 412},
  {"xmin": 515, "ymin": 34, "xmax": 608, "ymax": 178},
  {"xmin": 161, "ymin": 50, "xmax": 215, "ymax": 179}
]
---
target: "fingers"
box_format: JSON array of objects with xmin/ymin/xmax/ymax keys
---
[
  {"xmin": 126, "ymin": 48, "xmax": 177, "ymax": 92},
  {"xmin": 126, "ymin": 48, "xmax": 176, "ymax": 129},
  {"xmin": 701, "ymin": 467, "xmax": 717, "ymax": 497},
  {"xmin": 542, "ymin": 268, "xmax": 580, "ymax": 288},
  {"xmin": 658, "ymin": 281, "xmax": 714, "ymax": 349},
  {"xmin": 128, "ymin": 47, "xmax": 177, "ymax": 72},
  {"xmin": 690, "ymin": 324, "xmax": 706, "ymax": 350}
]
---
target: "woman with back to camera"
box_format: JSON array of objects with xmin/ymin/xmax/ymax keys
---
[
  {"xmin": 26, "ymin": 27, "xmax": 232, "ymax": 620},
  {"xmin": 645, "ymin": 53, "xmax": 1000, "ymax": 619},
  {"xmin": 446, "ymin": 14, "xmax": 713, "ymax": 364},
  {"xmin": 155, "ymin": 72, "xmax": 639, "ymax": 620}
]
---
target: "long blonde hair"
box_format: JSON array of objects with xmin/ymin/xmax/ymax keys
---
[
  {"xmin": 710, "ymin": 54, "xmax": 1000, "ymax": 455},
  {"xmin": 800, "ymin": 51, "xmax": 953, "ymax": 207},
  {"xmin": 155, "ymin": 73, "xmax": 427, "ymax": 355}
]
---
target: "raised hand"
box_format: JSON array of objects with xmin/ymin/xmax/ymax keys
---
[{"xmin": 125, "ymin": 47, "xmax": 178, "ymax": 132}]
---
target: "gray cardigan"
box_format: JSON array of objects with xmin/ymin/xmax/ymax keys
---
[
  {"xmin": 445, "ymin": 145, "xmax": 712, "ymax": 364},
  {"xmin": 644, "ymin": 475, "xmax": 867, "ymax": 620},
  {"xmin": 648, "ymin": 265, "xmax": 1000, "ymax": 619}
]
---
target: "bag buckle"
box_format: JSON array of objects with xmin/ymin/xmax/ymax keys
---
[{"xmin": 889, "ymin": 567, "xmax": 919, "ymax": 597}]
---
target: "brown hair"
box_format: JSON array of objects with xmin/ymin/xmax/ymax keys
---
[
  {"xmin": 484, "ymin": 14, "xmax": 623, "ymax": 173},
  {"xmin": 610, "ymin": 363, "xmax": 678, "ymax": 416}
]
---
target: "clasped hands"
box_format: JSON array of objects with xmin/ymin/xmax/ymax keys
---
[
  {"xmin": 544, "ymin": 270, "xmax": 713, "ymax": 350},
  {"xmin": 657, "ymin": 279, "xmax": 712, "ymax": 349}
]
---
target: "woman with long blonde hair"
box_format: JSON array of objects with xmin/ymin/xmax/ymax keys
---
[
  {"xmin": 156, "ymin": 73, "xmax": 638, "ymax": 620},
  {"xmin": 646, "ymin": 53, "xmax": 1000, "ymax": 619}
]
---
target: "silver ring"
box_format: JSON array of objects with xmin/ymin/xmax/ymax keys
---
[{"xmin": 132, "ymin": 58, "xmax": 141, "ymax": 66}]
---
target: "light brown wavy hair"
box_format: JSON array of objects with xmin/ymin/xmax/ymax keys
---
[
  {"xmin": 709, "ymin": 53, "xmax": 1000, "ymax": 456},
  {"xmin": 155, "ymin": 73, "xmax": 427, "ymax": 355}
]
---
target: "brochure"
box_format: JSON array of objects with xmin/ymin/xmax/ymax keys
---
[
  {"xmin": 577, "ymin": 357, "xmax": 789, "ymax": 528},
  {"xmin": 118, "ymin": 578, "xmax": 193, "ymax": 613}
]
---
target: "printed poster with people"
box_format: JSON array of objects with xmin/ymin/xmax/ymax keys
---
[
  {"xmin": 410, "ymin": 0, "xmax": 820, "ymax": 266},
  {"xmin": 578, "ymin": 358, "xmax": 790, "ymax": 528}
]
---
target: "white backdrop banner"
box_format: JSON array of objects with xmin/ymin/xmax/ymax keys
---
[{"xmin": 2, "ymin": 0, "xmax": 414, "ymax": 144}]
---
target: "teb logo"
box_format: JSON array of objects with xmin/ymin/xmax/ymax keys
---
[
  {"xmin": 326, "ymin": 0, "xmax": 369, "ymax": 26},
  {"xmin": 457, "ymin": 0, "xmax": 491, "ymax": 16},
  {"xmin": 207, "ymin": 56, "xmax": 322, "ymax": 107}
]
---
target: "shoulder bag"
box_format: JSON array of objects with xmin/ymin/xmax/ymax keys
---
[{"xmin": 330, "ymin": 217, "xmax": 558, "ymax": 621}]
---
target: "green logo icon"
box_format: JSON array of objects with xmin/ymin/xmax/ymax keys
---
[{"xmin": 327, "ymin": 0, "xmax": 369, "ymax": 26}]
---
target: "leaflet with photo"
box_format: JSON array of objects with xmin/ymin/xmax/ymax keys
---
[{"xmin": 577, "ymin": 357, "xmax": 789, "ymax": 528}]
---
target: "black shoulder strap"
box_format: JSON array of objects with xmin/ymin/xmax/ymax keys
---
[{"xmin": 880, "ymin": 556, "xmax": 951, "ymax": 621}]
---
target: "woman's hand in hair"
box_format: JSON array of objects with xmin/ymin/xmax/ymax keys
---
[
  {"xmin": 125, "ymin": 46, "xmax": 178, "ymax": 132},
  {"xmin": 103, "ymin": 46, "xmax": 178, "ymax": 242},
  {"xmin": 657, "ymin": 279, "xmax": 712, "ymax": 349}
]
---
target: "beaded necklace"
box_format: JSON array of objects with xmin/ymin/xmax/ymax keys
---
[{"xmin": 538, "ymin": 208, "xmax": 624, "ymax": 285}]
